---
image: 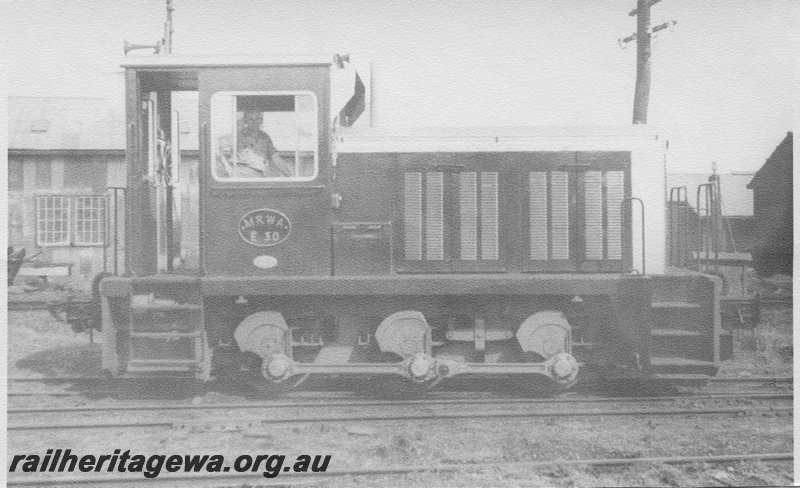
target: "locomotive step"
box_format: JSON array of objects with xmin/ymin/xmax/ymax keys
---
[
  {"xmin": 650, "ymin": 357, "xmax": 715, "ymax": 367},
  {"xmin": 650, "ymin": 330, "xmax": 711, "ymax": 361},
  {"xmin": 129, "ymin": 331, "xmax": 203, "ymax": 339},
  {"xmin": 127, "ymin": 358, "xmax": 199, "ymax": 373},
  {"xmin": 131, "ymin": 303, "xmax": 202, "ymax": 312},
  {"xmin": 128, "ymin": 358, "xmax": 199, "ymax": 364},
  {"xmin": 649, "ymin": 357, "xmax": 717, "ymax": 375},
  {"xmin": 650, "ymin": 329, "xmax": 703, "ymax": 337},
  {"xmin": 650, "ymin": 301, "xmax": 702, "ymax": 310},
  {"xmin": 649, "ymin": 373, "xmax": 714, "ymax": 383}
]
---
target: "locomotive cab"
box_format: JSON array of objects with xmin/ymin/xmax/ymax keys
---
[
  {"xmin": 119, "ymin": 55, "xmax": 347, "ymax": 277},
  {"xmin": 99, "ymin": 54, "xmax": 721, "ymax": 392}
]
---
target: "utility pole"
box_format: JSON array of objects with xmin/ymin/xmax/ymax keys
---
[
  {"xmin": 621, "ymin": 0, "xmax": 676, "ymax": 124},
  {"xmin": 632, "ymin": 0, "xmax": 651, "ymax": 124},
  {"xmin": 162, "ymin": 0, "xmax": 174, "ymax": 54}
]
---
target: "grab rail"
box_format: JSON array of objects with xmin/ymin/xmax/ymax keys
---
[
  {"xmin": 621, "ymin": 197, "xmax": 646, "ymax": 275},
  {"xmin": 696, "ymin": 182, "xmax": 719, "ymax": 273}
]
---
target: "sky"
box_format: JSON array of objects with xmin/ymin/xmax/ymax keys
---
[{"xmin": 2, "ymin": 0, "xmax": 796, "ymax": 173}]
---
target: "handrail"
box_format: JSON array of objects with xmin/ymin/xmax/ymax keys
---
[
  {"xmin": 104, "ymin": 187, "xmax": 126, "ymax": 276},
  {"xmin": 621, "ymin": 197, "xmax": 645, "ymax": 275},
  {"xmin": 668, "ymin": 186, "xmax": 688, "ymax": 268},
  {"xmin": 126, "ymin": 122, "xmax": 136, "ymax": 276},
  {"xmin": 197, "ymin": 122, "xmax": 208, "ymax": 275},
  {"xmin": 696, "ymin": 182, "xmax": 719, "ymax": 273},
  {"xmin": 668, "ymin": 186, "xmax": 686, "ymax": 203}
]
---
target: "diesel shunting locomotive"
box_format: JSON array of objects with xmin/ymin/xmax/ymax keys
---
[{"xmin": 88, "ymin": 54, "xmax": 722, "ymax": 392}]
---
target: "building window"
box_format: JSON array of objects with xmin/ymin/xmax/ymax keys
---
[
  {"xmin": 35, "ymin": 195, "xmax": 106, "ymax": 247},
  {"xmin": 74, "ymin": 196, "xmax": 106, "ymax": 245},
  {"xmin": 36, "ymin": 196, "xmax": 71, "ymax": 246}
]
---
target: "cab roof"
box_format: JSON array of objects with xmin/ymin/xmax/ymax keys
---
[{"xmin": 121, "ymin": 54, "xmax": 334, "ymax": 69}]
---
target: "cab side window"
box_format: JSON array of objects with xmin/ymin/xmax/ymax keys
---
[{"xmin": 211, "ymin": 93, "xmax": 318, "ymax": 181}]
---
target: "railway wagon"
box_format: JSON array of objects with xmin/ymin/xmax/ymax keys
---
[{"xmin": 96, "ymin": 54, "xmax": 721, "ymax": 392}]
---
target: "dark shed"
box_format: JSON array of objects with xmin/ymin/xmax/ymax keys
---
[{"xmin": 747, "ymin": 132, "xmax": 793, "ymax": 277}]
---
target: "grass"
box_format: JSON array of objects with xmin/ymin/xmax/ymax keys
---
[{"xmin": 721, "ymin": 305, "xmax": 793, "ymax": 377}]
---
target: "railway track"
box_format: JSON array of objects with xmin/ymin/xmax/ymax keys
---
[
  {"xmin": 9, "ymin": 397, "xmax": 792, "ymax": 432},
  {"xmin": 6, "ymin": 391, "xmax": 793, "ymax": 413},
  {"xmin": 10, "ymin": 374, "xmax": 792, "ymax": 384},
  {"xmin": 7, "ymin": 372, "xmax": 792, "ymax": 403},
  {"xmin": 9, "ymin": 376, "xmax": 792, "ymax": 486},
  {"xmin": 8, "ymin": 373, "xmax": 792, "ymax": 415},
  {"xmin": 6, "ymin": 452, "xmax": 793, "ymax": 486}
]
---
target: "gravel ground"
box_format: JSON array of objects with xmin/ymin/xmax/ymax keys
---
[{"xmin": 7, "ymin": 305, "xmax": 794, "ymax": 487}]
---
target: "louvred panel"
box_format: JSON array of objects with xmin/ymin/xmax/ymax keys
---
[
  {"xmin": 606, "ymin": 171, "xmax": 624, "ymax": 260},
  {"xmin": 403, "ymin": 172, "xmax": 423, "ymax": 261},
  {"xmin": 459, "ymin": 172, "xmax": 478, "ymax": 260},
  {"xmin": 529, "ymin": 172, "xmax": 548, "ymax": 260},
  {"xmin": 550, "ymin": 171, "xmax": 570, "ymax": 260},
  {"xmin": 584, "ymin": 171, "xmax": 604, "ymax": 260},
  {"xmin": 425, "ymin": 172, "xmax": 444, "ymax": 260},
  {"xmin": 480, "ymin": 172, "xmax": 499, "ymax": 260}
]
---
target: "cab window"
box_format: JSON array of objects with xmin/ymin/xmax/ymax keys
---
[{"xmin": 211, "ymin": 92, "xmax": 318, "ymax": 181}]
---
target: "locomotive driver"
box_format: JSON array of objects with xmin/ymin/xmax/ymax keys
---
[{"xmin": 217, "ymin": 111, "xmax": 294, "ymax": 178}]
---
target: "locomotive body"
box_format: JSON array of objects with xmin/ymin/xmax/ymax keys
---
[{"xmin": 99, "ymin": 55, "xmax": 720, "ymax": 390}]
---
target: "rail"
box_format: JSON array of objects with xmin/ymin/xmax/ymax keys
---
[
  {"xmin": 8, "ymin": 392, "xmax": 792, "ymax": 414},
  {"xmin": 8, "ymin": 405, "xmax": 793, "ymax": 431}
]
